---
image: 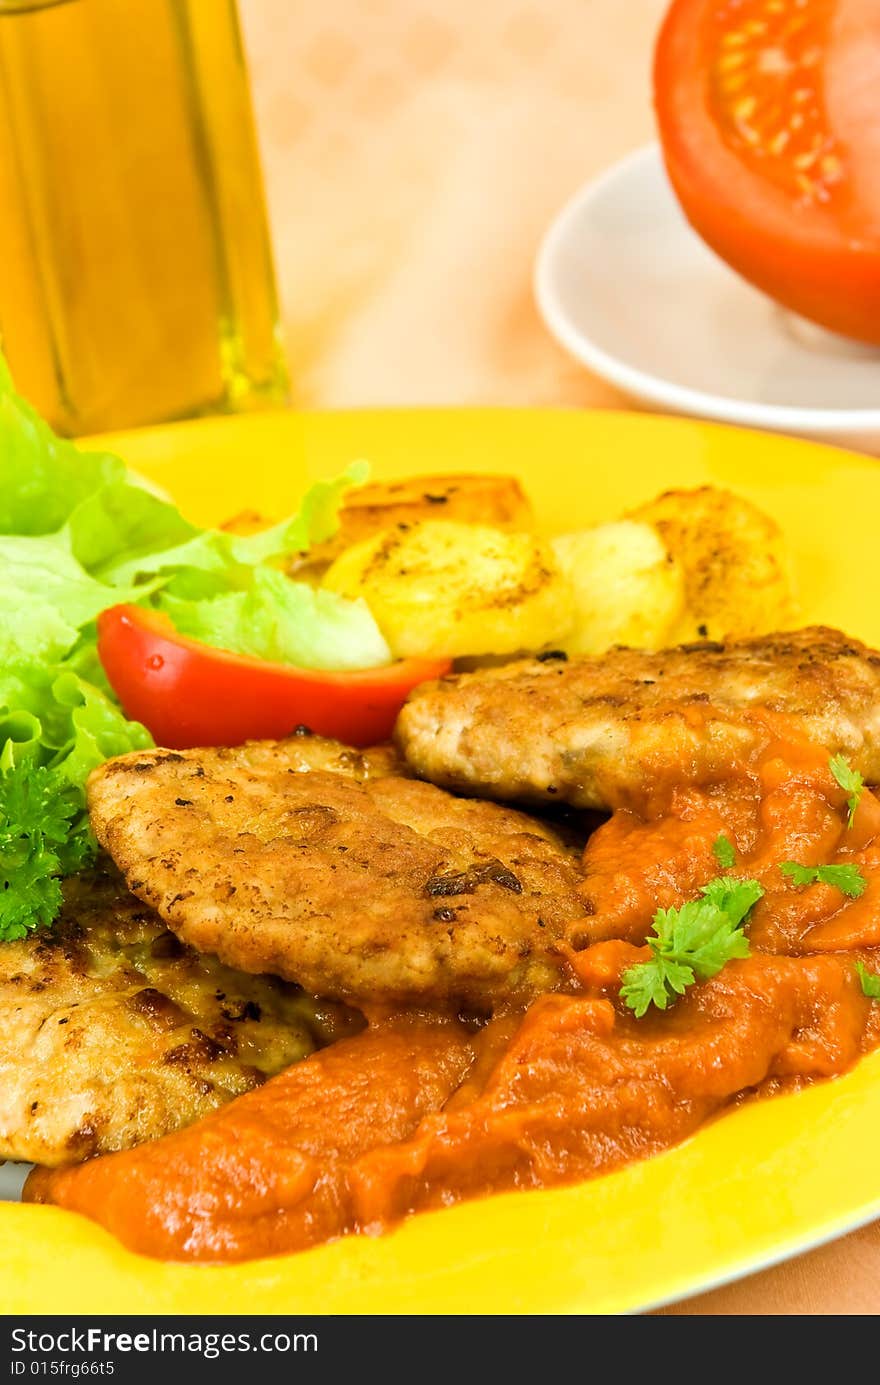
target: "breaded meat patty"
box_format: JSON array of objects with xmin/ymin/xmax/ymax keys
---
[
  {"xmin": 0, "ymin": 864, "xmax": 354, "ymax": 1167},
  {"xmin": 87, "ymin": 738, "xmax": 589, "ymax": 1009},
  {"xmin": 396, "ymin": 627, "xmax": 880, "ymax": 811}
]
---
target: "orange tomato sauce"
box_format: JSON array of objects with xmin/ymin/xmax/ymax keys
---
[{"xmin": 27, "ymin": 711, "xmax": 880, "ymax": 1262}]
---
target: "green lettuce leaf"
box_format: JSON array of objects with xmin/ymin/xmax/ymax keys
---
[
  {"xmin": 0, "ymin": 663, "xmax": 152, "ymax": 783},
  {"xmin": 65, "ymin": 478, "xmax": 199, "ymax": 579},
  {"xmin": 0, "ymin": 532, "xmax": 145, "ymax": 655},
  {"xmin": 0, "ymin": 659, "xmax": 153, "ymax": 936},
  {"xmin": 162, "ymin": 566, "xmax": 391, "ymax": 672},
  {"xmin": 0, "ymin": 354, "xmax": 124, "ymax": 536},
  {"xmin": 96, "ymin": 461, "xmax": 368, "ymax": 589},
  {"xmin": 0, "ymin": 344, "xmax": 374, "ymax": 938}
]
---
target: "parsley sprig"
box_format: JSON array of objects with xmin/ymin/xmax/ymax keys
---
[
  {"xmin": 830, "ymin": 754, "xmax": 864, "ymax": 830},
  {"xmin": 620, "ymin": 876, "xmax": 764, "ymax": 1018},
  {"xmin": 856, "ymin": 962, "xmax": 880, "ymax": 1000},
  {"xmin": 0, "ymin": 759, "xmax": 95, "ymax": 942},
  {"xmin": 616, "ymin": 752, "xmax": 873, "ymax": 1021},
  {"xmin": 779, "ymin": 860, "xmax": 867, "ymax": 899},
  {"xmin": 712, "ymin": 833, "xmax": 736, "ymax": 870}
]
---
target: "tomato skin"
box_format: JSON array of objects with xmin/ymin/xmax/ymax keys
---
[
  {"xmin": 97, "ymin": 605, "xmax": 451, "ymax": 750},
  {"xmin": 654, "ymin": 0, "xmax": 880, "ymax": 344}
]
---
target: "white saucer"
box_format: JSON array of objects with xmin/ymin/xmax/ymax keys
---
[{"xmin": 535, "ymin": 144, "xmax": 880, "ymax": 454}]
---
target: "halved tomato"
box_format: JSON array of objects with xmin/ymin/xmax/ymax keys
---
[{"xmin": 655, "ymin": 0, "xmax": 880, "ymax": 343}]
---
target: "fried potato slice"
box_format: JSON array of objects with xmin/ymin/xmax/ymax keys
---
[
  {"xmin": 629, "ymin": 486, "xmax": 796, "ymax": 641},
  {"xmin": 551, "ymin": 521, "xmax": 685, "ymax": 654},
  {"xmin": 323, "ymin": 519, "xmax": 573, "ymax": 659},
  {"xmin": 291, "ymin": 473, "xmax": 534, "ymax": 575}
]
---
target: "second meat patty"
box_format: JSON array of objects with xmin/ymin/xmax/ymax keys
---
[
  {"xmin": 88, "ymin": 737, "xmax": 589, "ymax": 1009},
  {"xmin": 396, "ymin": 627, "xmax": 880, "ymax": 811}
]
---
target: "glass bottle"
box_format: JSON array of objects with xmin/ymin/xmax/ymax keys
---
[{"xmin": 0, "ymin": 0, "xmax": 288, "ymax": 435}]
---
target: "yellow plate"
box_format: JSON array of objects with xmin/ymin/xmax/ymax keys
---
[{"xmin": 6, "ymin": 407, "xmax": 880, "ymax": 1315}]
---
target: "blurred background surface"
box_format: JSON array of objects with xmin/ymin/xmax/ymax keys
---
[{"xmin": 240, "ymin": 0, "xmax": 665, "ymax": 410}]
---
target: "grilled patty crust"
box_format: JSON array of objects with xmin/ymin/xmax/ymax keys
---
[
  {"xmin": 88, "ymin": 738, "xmax": 589, "ymax": 1009},
  {"xmin": 0, "ymin": 864, "xmax": 356, "ymax": 1167},
  {"xmin": 395, "ymin": 627, "xmax": 880, "ymax": 811}
]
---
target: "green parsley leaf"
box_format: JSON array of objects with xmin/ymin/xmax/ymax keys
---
[
  {"xmin": 0, "ymin": 759, "xmax": 95, "ymax": 942},
  {"xmin": 700, "ymin": 876, "xmax": 765, "ymax": 926},
  {"xmin": 620, "ymin": 955, "xmax": 694, "ymax": 1019},
  {"xmin": 779, "ymin": 860, "xmax": 868, "ymax": 899},
  {"xmin": 0, "ymin": 757, "xmax": 82, "ymax": 848},
  {"xmin": 856, "ymin": 961, "xmax": 880, "ymax": 1000},
  {"xmin": 0, "ymin": 846, "xmax": 64, "ymax": 941},
  {"xmin": 822, "ymin": 864, "xmax": 867, "ymax": 896},
  {"xmin": 620, "ymin": 876, "xmax": 763, "ymax": 1018},
  {"xmin": 712, "ymin": 833, "xmax": 736, "ymax": 870},
  {"xmin": 829, "ymin": 753, "xmax": 864, "ymax": 829},
  {"xmin": 779, "ymin": 861, "xmax": 819, "ymax": 888}
]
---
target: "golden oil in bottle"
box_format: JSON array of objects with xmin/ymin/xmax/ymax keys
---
[{"xmin": 0, "ymin": 0, "xmax": 288, "ymax": 435}]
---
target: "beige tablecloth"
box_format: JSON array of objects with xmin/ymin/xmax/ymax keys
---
[{"xmin": 240, "ymin": 0, "xmax": 880, "ymax": 1314}]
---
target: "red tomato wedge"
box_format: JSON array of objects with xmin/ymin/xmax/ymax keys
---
[
  {"xmin": 97, "ymin": 605, "xmax": 451, "ymax": 750},
  {"xmin": 655, "ymin": 0, "xmax": 880, "ymax": 343}
]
